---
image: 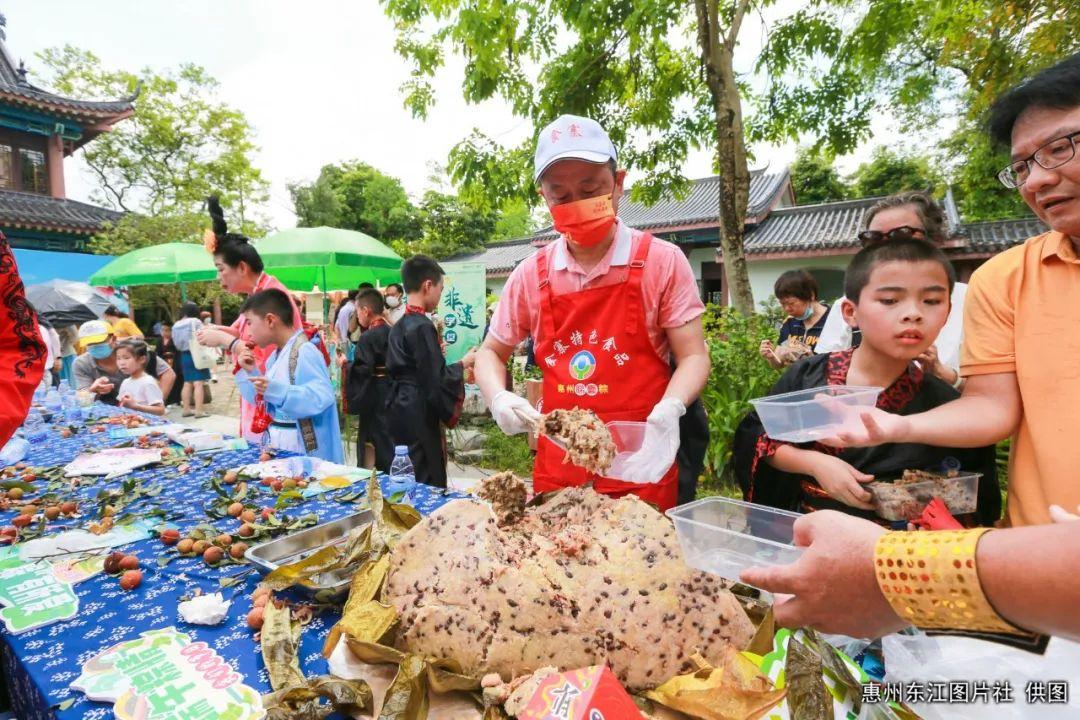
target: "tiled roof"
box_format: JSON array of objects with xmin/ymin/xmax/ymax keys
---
[
  {"xmin": 954, "ymin": 217, "xmax": 1047, "ymax": 254},
  {"xmin": 529, "ymin": 167, "xmax": 791, "ymax": 242},
  {"xmin": 744, "ymin": 197, "xmax": 881, "ymax": 255},
  {"xmin": 0, "ymin": 189, "xmax": 123, "ymax": 235},
  {"xmin": 454, "ymin": 237, "xmax": 538, "ymax": 276},
  {"xmin": 0, "ymin": 41, "xmax": 135, "ymax": 121}
]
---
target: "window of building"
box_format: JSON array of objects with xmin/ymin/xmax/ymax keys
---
[
  {"xmin": 19, "ymin": 148, "xmax": 48, "ymax": 194},
  {"xmin": 0, "ymin": 145, "xmax": 12, "ymax": 189}
]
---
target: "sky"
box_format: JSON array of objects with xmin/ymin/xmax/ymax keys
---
[{"xmin": 5, "ymin": 0, "xmax": 923, "ymax": 230}]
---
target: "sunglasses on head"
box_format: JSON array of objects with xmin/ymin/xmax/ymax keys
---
[{"xmin": 857, "ymin": 225, "xmax": 927, "ymax": 247}]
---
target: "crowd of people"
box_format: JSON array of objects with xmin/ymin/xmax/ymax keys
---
[{"xmin": 2, "ymin": 51, "xmax": 1078, "ymax": 653}]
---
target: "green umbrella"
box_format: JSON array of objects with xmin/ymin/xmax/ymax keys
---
[
  {"xmin": 254, "ymin": 227, "xmax": 402, "ymax": 292},
  {"xmin": 89, "ymin": 242, "xmax": 218, "ymax": 286}
]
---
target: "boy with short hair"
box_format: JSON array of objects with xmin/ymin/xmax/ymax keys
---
[
  {"xmin": 345, "ymin": 288, "xmax": 394, "ymax": 473},
  {"xmin": 235, "ymin": 289, "xmax": 343, "ymax": 463},
  {"xmin": 734, "ymin": 238, "xmax": 999, "ymax": 525},
  {"xmin": 387, "ymin": 255, "xmax": 476, "ymax": 488}
]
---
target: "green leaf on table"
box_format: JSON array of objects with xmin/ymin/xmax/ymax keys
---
[{"xmin": 786, "ymin": 636, "xmax": 832, "ymax": 720}]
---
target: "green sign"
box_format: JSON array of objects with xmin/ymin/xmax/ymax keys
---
[
  {"xmin": 438, "ymin": 261, "xmax": 487, "ymax": 365},
  {"xmin": 0, "ymin": 546, "xmax": 80, "ymax": 634},
  {"xmin": 74, "ymin": 627, "xmax": 265, "ymax": 720}
]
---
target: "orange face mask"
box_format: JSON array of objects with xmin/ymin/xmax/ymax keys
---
[{"xmin": 549, "ymin": 194, "xmax": 617, "ymax": 247}]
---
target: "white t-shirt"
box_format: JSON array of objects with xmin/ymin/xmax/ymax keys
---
[{"xmin": 117, "ymin": 374, "xmax": 164, "ymax": 407}]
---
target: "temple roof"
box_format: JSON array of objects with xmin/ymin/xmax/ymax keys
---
[
  {"xmin": 0, "ymin": 18, "xmax": 136, "ymax": 149},
  {"xmin": 0, "ymin": 188, "xmax": 122, "ymax": 236}
]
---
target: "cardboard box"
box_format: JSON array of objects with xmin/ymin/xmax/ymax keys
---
[{"xmin": 518, "ymin": 665, "xmax": 645, "ymax": 720}]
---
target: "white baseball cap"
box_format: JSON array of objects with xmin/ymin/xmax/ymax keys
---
[
  {"xmin": 533, "ymin": 114, "xmax": 618, "ymax": 182},
  {"xmin": 77, "ymin": 319, "xmax": 113, "ymax": 347}
]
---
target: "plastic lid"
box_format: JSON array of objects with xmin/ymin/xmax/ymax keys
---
[{"xmin": 394, "ymin": 445, "xmax": 409, "ymax": 454}]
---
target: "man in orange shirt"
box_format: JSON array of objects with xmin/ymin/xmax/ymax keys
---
[{"xmin": 739, "ymin": 54, "xmax": 1080, "ymax": 643}]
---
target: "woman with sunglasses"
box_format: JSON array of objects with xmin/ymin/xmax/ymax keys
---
[{"xmin": 815, "ymin": 191, "xmax": 965, "ymax": 388}]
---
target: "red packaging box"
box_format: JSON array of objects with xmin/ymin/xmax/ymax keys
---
[{"xmin": 517, "ymin": 665, "xmax": 646, "ymax": 720}]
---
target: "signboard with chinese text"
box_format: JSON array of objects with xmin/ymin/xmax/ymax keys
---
[{"xmin": 437, "ymin": 261, "xmax": 486, "ymax": 365}]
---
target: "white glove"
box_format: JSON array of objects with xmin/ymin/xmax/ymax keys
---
[
  {"xmin": 615, "ymin": 397, "xmax": 686, "ymax": 484},
  {"xmin": 490, "ymin": 390, "xmax": 541, "ymax": 436}
]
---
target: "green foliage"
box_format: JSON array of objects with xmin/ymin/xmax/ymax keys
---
[
  {"xmin": 790, "ymin": 146, "xmax": 849, "ymax": 204},
  {"xmin": 699, "ymin": 305, "xmax": 782, "ymax": 492},
  {"xmin": 412, "ymin": 190, "xmax": 497, "ymax": 259},
  {"xmin": 289, "ymin": 161, "xmax": 421, "ymax": 242},
  {"xmin": 848, "ymin": 147, "xmax": 942, "ymax": 198},
  {"xmin": 476, "ymin": 421, "xmax": 535, "ymax": 477},
  {"xmin": 492, "ymin": 198, "xmax": 540, "ymax": 241},
  {"xmin": 34, "ymin": 45, "xmax": 268, "ymax": 220},
  {"xmin": 943, "ymin": 125, "xmax": 1032, "ymax": 221}
]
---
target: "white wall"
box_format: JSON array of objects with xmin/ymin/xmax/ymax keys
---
[
  {"xmin": 685, "ymin": 247, "xmax": 716, "ymax": 281},
  {"xmin": 747, "ymin": 255, "xmax": 855, "ymax": 309}
]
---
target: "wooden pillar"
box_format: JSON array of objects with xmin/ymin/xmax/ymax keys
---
[{"xmin": 46, "ymin": 135, "xmax": 65, "ymax": 199}]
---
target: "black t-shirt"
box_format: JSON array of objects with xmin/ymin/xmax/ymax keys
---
[{"xmin": 777, "ymin": 304, "xmax": 831, "ymax": 350}]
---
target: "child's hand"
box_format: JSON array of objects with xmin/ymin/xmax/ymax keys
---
[
  {"xmin": 117, "ymin": 394, "xmax": 132, "ymax": 408},
  {"xmin": 250, "ymin": 376, "xmax": 269, "ymax": 394},
  {"xmin": 235, "ymin": 344, "xmax": 257, "ymax": 372},
  {"xmin": 809, "ymin": 454, "xmax": 875, "ymax": 510},
  {"xmin": 461, "ymin": 346, "xmax": 478, "ymax": 370}
]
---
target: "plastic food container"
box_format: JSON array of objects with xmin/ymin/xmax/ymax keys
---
[
  {"xmin": 600, "ymin": 421, "xmax": 647, "ymax": 481},
  {"xmin": 666, "ymin": 497, "xmax": 804, "ymax": 586},
  {"xmin": 750, "ymin": 385, "xmax": 883, "ymax": 443},
  {"xmin": 867, "ymin": 472, "xmax": 981, "ymax": 521}
]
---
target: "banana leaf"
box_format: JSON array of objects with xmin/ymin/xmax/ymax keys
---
[
  {"xmin": 263, "ymin": 676, "xmax": 372, "ymax": 720},
  {"xmin": 262, "ymin": 601, "xmax": 305, "ymax": 690},
  {"xmin": 323, "ymin": 554, "xmax": 395, "ymax": 656},
  {"xmin": 804, "ymin": 629, "xmax": 862, "ymax": 714},
  {"xmin": 263, "ymin": 545, "xmax": 343, "ymax": 591},
  {"xmin": 378, "ymin": 654, "xmax": 429, "ymax": 720},
  {"xmin": 785, "ymin": 637, "xmax": 832, "ymax": 720},
  {"xmin": 644, "ymin": 649, "xmax": 786, "ymax": 720}
]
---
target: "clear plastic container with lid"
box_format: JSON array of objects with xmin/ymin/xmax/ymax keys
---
[
  {"xmin": 666, "ymin": 497, "xmax": 804, "ymax": 588},
  {"xmin": 750, "ymin": 385, "xmax": 882, "ymax": 443}
]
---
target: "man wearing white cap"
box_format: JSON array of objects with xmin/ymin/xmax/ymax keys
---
[
  {"xmin": 474, "ymin": 115, "xmax": 709, "ymax": 511},
  {"xmin": 74, "ymin": 320, "xmax": 175, "ymax": 405}
]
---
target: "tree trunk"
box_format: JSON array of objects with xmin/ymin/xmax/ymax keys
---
[{"xmin": 695, "ymin": 0, "xmax": 755, "ymax": 316}]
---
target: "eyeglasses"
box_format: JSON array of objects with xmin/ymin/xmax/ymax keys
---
[
  {"xmin": 998, "ymin": 131, "xmax": 1080, "ymax": 189},
  {"xmin": 857, "ymin": 226, "xmax": 926, "ymax": 246}
]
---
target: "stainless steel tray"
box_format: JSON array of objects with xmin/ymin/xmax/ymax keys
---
[{"xmin": 245, "ymin": 510, "xmax": 373, "ymax": 595}]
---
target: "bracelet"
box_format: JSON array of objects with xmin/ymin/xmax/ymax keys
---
[
  {"xmin": 874, "ymin": 529, "xmax": 1026, "ymax": 635},
  {"xmin": 228, "ymin": 338, "xmax": 239, "ymax": 354}
]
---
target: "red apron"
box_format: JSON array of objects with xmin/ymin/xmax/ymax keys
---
[{"xmin": 533, "ymin": 233, "xmax": 678, "ymax": 510}]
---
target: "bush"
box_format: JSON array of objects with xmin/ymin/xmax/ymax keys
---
[{"xmin": 700, "ymin": 304, "xmax": 783, "ymax": 494}]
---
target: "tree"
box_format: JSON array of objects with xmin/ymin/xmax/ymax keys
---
[
  {"xmin": 492, "ymin": 198, "xmax": 540, "ymax": 241},
  {"xmin": 790, "ymin": 146, "xmax": 849, "ymax": 204},
  {"xmin": 757, "ymin": 0, "xmax": 1079, "ymax": 220},
  {"xmin": 847, "ymin": 147, "xmax": 941, "ymax": 199},
  {"xmin": 395, "ymin": 191, "xmax": 497, "ymax": 260},
  {"xmin": 35, "ymin": 45, "xmax": 268, "ymax": 223},
  {"xmin": 288, "ymin": 161, "xmax": 421, "ymax": 242},
  {"xmin": 381, "ymin": 0, "xmax": 873, "ymax": 315}
]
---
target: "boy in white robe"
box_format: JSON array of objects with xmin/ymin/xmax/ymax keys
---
[{"xmin": 235, "ymin": 289, "xmax": 343, "ymax": 463}]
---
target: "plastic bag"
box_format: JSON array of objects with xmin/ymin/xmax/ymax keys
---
[{"xmin": 883, "ymin": 631, "xmax": 1080, "ymax": 718}]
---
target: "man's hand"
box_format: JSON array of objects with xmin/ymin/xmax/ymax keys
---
[
  {"xmin": 235, "ymin": 344, "xmax": 257, "ymax": 373},
  {"xmin": 489, "ymin": 390, "xmax": 541, "ymax": 435},
  {"xmin": 617, "ymin": 397, "xmax": 686, "ymax": 483},
  {"xmin": 740, "ymin": 511, "xmax": 906, "ymax": 638},
  {"xmin": 1050, "ymin": 504, "xmax": 1080, "ymax": 522},
  {"xmin": 819, "ymin": 407, "xmax": 912, "ymax": 448},
  {"xmin": 88, "ymin": 377, "xmax": 114, "ymax": 396},
  {"xmin": 759, "ymin": 339, "xmax": 775, "ymax": 359},
  {"xmin": 809, "ymin": 454, "xmax": 875, "ymax": 509},
  {"xmin": 250, "ymin": 376, "xmax": 269, "ymax": 395}
]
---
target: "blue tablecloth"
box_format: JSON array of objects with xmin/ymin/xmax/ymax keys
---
[{"xmin": 0, "ymin": 405, "xmax": 462, "ymax": 719}]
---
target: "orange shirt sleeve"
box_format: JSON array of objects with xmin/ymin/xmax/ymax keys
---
[{"xmin": 960, "ymin": 250, "xmax": 1018, "ymax": 377}]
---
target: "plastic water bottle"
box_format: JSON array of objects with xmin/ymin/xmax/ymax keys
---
[
  {"xmin": 23, "ymin": 410, "xmax": 47, "ymax": 444},
  {"xmin": 44, "ymin": 388, "xmax": 62, "ymax": 415},
  {"xmin": 60, "ymin": 385, "xmax": 81, "ymax": 424},
  {"xmin": 0, "ymin": 437, "xmax": 28, "ymax": 466},
  {"xmin": 32, "ymin": 378, "xmax": 47, "ymax": 405},
  {"xmin": 387, "ymin": 445, "xmax": 416, "ymax": 500}
]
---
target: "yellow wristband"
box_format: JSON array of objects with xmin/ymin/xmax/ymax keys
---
[{"xmin": 874, "ymin": 529, "xmax": 1025, "ymax": 635}]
